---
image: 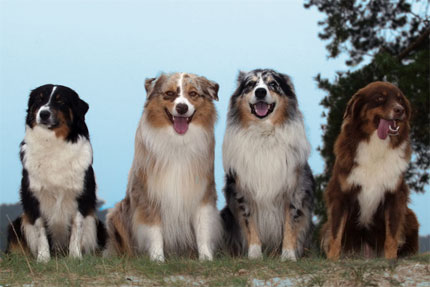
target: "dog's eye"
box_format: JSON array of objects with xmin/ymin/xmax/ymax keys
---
[
  {"xmin": 165, "ymin": 91, "xmax": 175, "ymax": 97},
  {"xmin": 189, "ymin": 91, "xmax": 198, "ymax": 98},
  {"xmin": 269, "ymin": 82, "xmax": 278, "ymax": 89},
  {"xmin": 246, "ymin": 81, "xmax": 256, "ymax": 88}
]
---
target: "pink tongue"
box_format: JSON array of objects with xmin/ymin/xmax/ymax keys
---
[
  {"xmin": 255, "ymin": 102, "xmax": 269, "ymax": 117},
  {"xmin": 173, "ymin": 117, "xmax": 189, "ymax": 135},
  {"xmin": 377, "ymin": 119, "xmax": 391, "ymax": 140}
]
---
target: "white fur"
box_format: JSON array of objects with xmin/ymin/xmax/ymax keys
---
[
  {"xmin": 22, "ymin": 125, "xmax": 93, "ymax": 250},
  {"xmin": 22, "ymin": 218, "xmax": 50, "ymax": 262},
  {"xmin": 281, "ymin": 248, "xmax": 297, "ymax": 262},
  {"xmin": 248, "ymin": 244, "xmax": 263, "ymax": 259},
  {"xmin": 223, "ymin": 115, "xmax": 310, "ymax": 245},
  {"xmin": 347, "ymin": 131, "xmax": 409, "ymax": 227},
  {"xmin": 36, "ymin": 86, "xmax": 56, "ymax": 124},
  {"xmin": 134, "ymin": 224, "xmax": 165, "ymax": 262},
  {"xmin": 69, "ymin": 212, "xmax": 83, "ymax": 258},
  {"xmin": 80, "ymin": 215, "xmax": 98, "ymax": 254},
  {"xmin": 249, "ymin": 73, "xmax": 274, "ymax": 105},
  {"xmin": 193, "ymin": 204, "xmax": 221, "ymax": 261},
  {"xmin": 174, "ymin": 73, "xmax": 195, "ymax": 117},
  {"xmin": 133, "ymin": 115, "xmax": 215, "ymax": 253}
]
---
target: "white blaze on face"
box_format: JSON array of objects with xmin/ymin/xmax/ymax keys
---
[
  {"xmin": 171, "ymin": 73, "xmax": 196, "ymax": 135},
  {"xmin": 36, "ymin": 85, "xmax": 57, "ymax": 125}
]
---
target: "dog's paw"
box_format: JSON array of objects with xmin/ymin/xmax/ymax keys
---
[
  {"xmin": 37, "ymin": 250, "xmax": 50, "ymax": 263},
  {"xmin": 69, "ymin": 247, "xmax": 82, "ymax": 259},
  {"xmin": 149, "ymin": 250, "xmax": 165, "ymax": 263},
  {"xmin": 198, "ymin": 245, "xmax": 213, "ymax": 261},
  {"xmin": 281, "ymin": 249, "xmax": 297, "ymax": 262},
  {"xmin": 248, "ymin": 244, "xmax": 263, "ymax": 259}
]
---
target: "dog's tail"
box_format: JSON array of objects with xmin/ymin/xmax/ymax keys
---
[
  {"xmin": 220, "ymin": 207, "xmax": 244, "ymax": 257},
  {"xmin": 6, "ymin": 215, "xmax": 28, "ymax": 254}
]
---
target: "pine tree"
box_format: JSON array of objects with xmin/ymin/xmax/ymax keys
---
[{"xmin": 304, "ymin": 0, "xmax": 430, "ymax": 222}]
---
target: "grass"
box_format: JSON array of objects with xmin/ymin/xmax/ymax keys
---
[{"xmin": 0, "ymin": 253, "xmax": 429, "ymax": 286}]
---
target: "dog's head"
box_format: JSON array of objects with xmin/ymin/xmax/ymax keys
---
[
  {"xmin": 144, "ymin": 73, "xmax": 219, "ymax": 135},
  {"xmin": 343, "ymin": 81, "xmax": 411, "ymax": 141},
  {"xmin": 26, "ymin": 84, "xmax": 89, "ymax": 141},
  {"xmin": 228, "ymin": 69, "xmax": 297, "ymax": 126}
]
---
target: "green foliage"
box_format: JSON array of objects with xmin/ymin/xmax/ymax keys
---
[
  {"xmin": 304, "ymin": 0, "xmax": 430, "ymax": 223},
  {"xmin": 303, "ymin": 0, "xmax": 429, "ymax": 66}
]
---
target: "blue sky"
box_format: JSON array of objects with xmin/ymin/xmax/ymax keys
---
[{"xmin": 0, "ymin": 0, "xmax": 428, "ymax": 235}]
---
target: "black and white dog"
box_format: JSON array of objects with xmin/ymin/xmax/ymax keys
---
[
  {"xmin": 7, "ymin": 84, "xmax": 106, "ymax": 262},
  {"xmin": 221, "ymin": 69, "xmax": 314, "ymax": 261}
]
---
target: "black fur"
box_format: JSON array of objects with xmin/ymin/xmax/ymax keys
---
[
  {"xmin": 77, "ymin": 166, "xmax": 97, "ymax": 217},
  {"xmin": 26, "ymin": 84, "xmax": 89, "ymax": 143},
  {"xmin": 228, "ymin": 69, "xmax": 298, "ymax": 124},
  {"xmin": 20, "ymin": 168, "xmax": 41, "ymax": 224},
  {"xmin": 7, "ymin": 84, "xmax": 105, "ymax": 257}
]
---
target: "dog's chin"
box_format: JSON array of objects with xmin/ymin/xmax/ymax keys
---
[
  {"xmin": 374, "ymin": 116, "xmax": 402, "ymax": 140},
  {"xmin": 249, "ymin": 102, "xmax": 276, "ymax": 119},
  {"xmin": 164, "ymin": 108, "xmax": 194, "ymax": 135}
]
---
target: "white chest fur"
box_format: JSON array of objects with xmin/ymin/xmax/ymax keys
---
[
  {"xmin": 22, "ymin": 126, "xmax": 93, "ymax": 242},
  {"xmin": 223, "ymin": 117, "xmax": 310, "ymax": 203},
  {"xmin": 347, "ymin": 132, "xmax": 408, "ymax": 227},
  {"xmin": 138, "ymin": 120, "xmax": 212, "ymax": 249}
]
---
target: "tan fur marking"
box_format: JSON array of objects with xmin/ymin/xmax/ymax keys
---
[
  {"xmin": 53, "ymin": 112, "xmax": 70, "ymax": 139},
  {"xmin": 271, "ymin": 96, "xmax": 288, "ymax": 125},
  {"xmin": 327, "ymin": 212, "xmax": 347, "ymax": 260},
  {"xmin": 384, "ymin": 210, "xmax": 398, "ymax": 259},
  {"xmin": 282, "ymin": 206, "xmax": 297, "ymax": 251}
]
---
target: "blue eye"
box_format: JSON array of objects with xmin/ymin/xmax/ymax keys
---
[{"xmin": 269, "ymin": 82, "xmax": 278, "ymax": 88}]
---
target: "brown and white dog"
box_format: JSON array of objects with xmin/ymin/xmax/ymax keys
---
[
  {"xmin": 104, "ymin": 73, "xmax": 221, "ymax": 261},
  {"xmin": 321, "ymin": 81, "xmax": 419, "ymax": 260}
]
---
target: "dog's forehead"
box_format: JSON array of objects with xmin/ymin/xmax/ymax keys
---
[
  {"xmin": 362, "ymin": 82, "xmax": 402, "ymax": 97},
  {"xmin": 159, "ymin": 73, "xmax": 201, "ymax": 90}
]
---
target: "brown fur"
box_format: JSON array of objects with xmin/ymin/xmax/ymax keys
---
[{"xmin": 321, "ymin": 82, "xmax": 419, "ymax": 260}]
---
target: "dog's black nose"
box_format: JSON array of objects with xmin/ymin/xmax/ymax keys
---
[
  {"xmin": 393, "ymin": 105, "xmax": 404, "ymax": 117},
  {"xmin": 39, "ymin": 110, "xmax": 51, "ymax": 121},
  {"xmin": 255, "ymin": 88, "xmax": 267, "ymax": 99},
  {"xmin": 176, "ymin": 103, "xmax": 188, "ymax": 115}
]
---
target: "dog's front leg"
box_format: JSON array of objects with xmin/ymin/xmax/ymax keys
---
[
  {"xmin": 133, "ymin": 207, "xmax": 164, "ymax": 262},
  {"xmin": 23, "ymin": 216, "xmax": 51, "ymax": 262},
  {"xmin": 384, "ymin": 194, "xmax": 401, "ymax": 260},
  {"xmin": 281, "ymin": 205, "xmax": 298, "ymax": 261},
  {"xmin": 69, "ymin": 212, "xmax": 84, "ymax": 259},
  {"xmin": 326, "ymin": 200, "xmax": 347, "ymax": 260},
  {"xmin": 193, "ymin": 203, "xmax": 220, "ymax": 261}
]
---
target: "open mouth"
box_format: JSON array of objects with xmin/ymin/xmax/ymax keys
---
[
  {"xmin": 250, "ymin": 102, "xmax": 275, "ymax": 118},
  {"xmin": 377, "ymin": 118, "xmax": 400, "ymax": 140},
  {"xmin": 165, "ymin": 108, "xmax": 194, "ymax": 135}
]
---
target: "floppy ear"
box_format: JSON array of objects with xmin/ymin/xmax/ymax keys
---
[
  {"xmin": 145, "ymin": 77, "xmax": 157, "ymax": 96},
  {"xmin": 199, "ymin": 77, "xmax": 219, "ymax": 101},
  {"xmin": 402, "ymin": 92, "xmax": 412, "ymax": 121},
  {"xmin": 78, "ymin": 99, "xmax": 89, "ymax": 116},
  {"xmin": 343, "ymin": 92, "xmax": 362, "ymax": 119}
]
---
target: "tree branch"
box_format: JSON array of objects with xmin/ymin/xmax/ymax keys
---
[{"xmin": 398, "ymin": 27, "xmax": 430, "ymax": 60}]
